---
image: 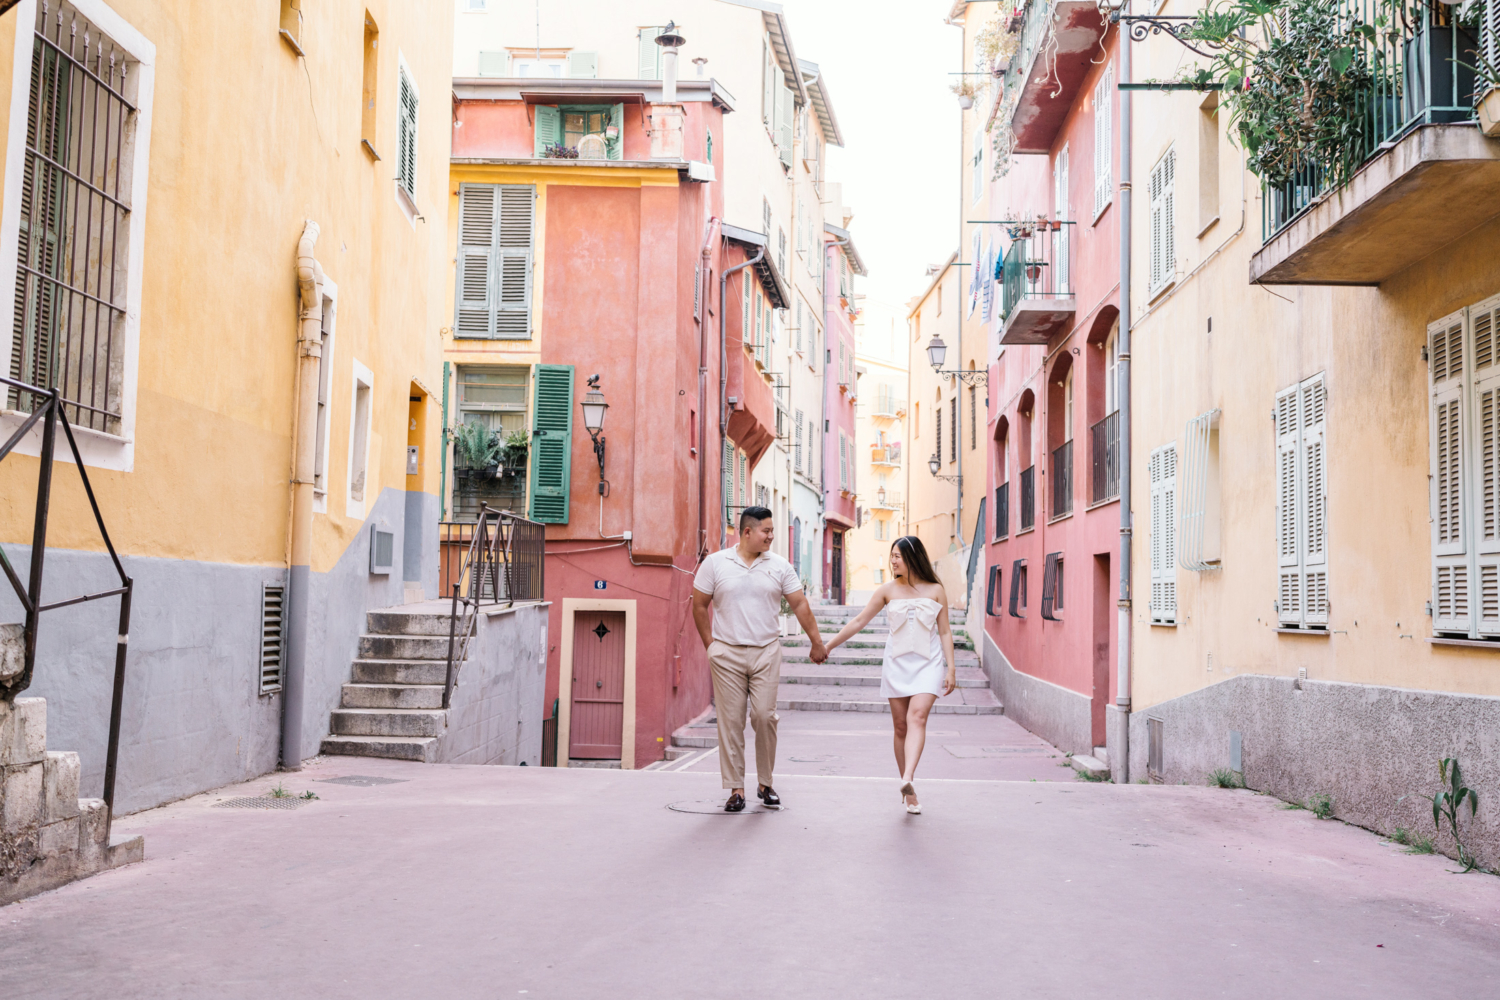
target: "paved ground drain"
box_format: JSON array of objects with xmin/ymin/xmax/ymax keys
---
[
  {"xmin": 666, "ymin": 800, "xmax": 785, "ymax": 815},
  {"xmin": 317, "ymin": 775, "xmax": 408, "ymax": 786},
  {"xmin": 213, "ymin": 796, "xmax": 312, "ymax": 810}
]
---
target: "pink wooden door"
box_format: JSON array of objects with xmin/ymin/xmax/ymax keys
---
[{"xmin": 569, "ymin": 611, "xmax": 626, "ymax": 759}]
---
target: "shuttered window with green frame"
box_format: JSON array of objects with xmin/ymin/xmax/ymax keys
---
[
  {"xmin": 455, "ymin": 183, "xmax": 535, "ymax": 339},
  {"xmin": 534, "ymin": 103, "xmax": 624, "ymax": 159},
  {"xmin": 529, "ymin": 364, "xmax": 575, "ymax": 523}
]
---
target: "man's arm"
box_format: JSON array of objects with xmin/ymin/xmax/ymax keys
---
[
  {"xmin": 691, "ymin": 589, "xmax": 715, "ymax": 650},
  {"xmin": 784, "ymin": 589, "xmax": 828, "ymax": 663}
]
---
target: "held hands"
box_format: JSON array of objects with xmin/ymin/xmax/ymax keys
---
[{"xmin": 809, "ymin": 639, "xmax": 830, "ymax": 664}]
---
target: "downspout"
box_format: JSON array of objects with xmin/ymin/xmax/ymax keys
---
[
  {"xmin": 698, "ymin": 215, "xmax": 721, "ymax": 561},
  {"xmin": 1115, "ymin": 15, "xmax": 1133, "ymax": 784},
  {"xmin": 283, "ymin": 219, "xmax": 322, "ymax": 771},
  {"xmin": 719, "ymin": 245, "xmax": 765, "ymax": 548}
]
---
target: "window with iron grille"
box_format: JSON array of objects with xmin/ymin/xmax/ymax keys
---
[{"xmin": 9, "ymin": 4, "xmax": 149, "ymax": 437}]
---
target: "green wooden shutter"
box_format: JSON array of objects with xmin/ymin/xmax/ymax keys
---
[
  {"xmin": 495, "ymin": 185, "xmax": 534, "ymax": 339},
  {"xmin": 605, "ymin": 103, "xmax": 624, "ymax": 160},
  {"xmin": 534, "ymin": 105, "xmax": 561, "ymax": 156},
  {"xmin": 455, "ymin": 184, "xmax": 496, "ymax": 337},
  {"xmin": 529, "ymin": 365, "xmax": 574, "ymax": 523},
  {"xmin": 397, "ymin": 68, "xmax": 418, "ymax": 196},
  {"xmin": 567, "ymin": 51, "xmax": 598, "ymax": 78}
]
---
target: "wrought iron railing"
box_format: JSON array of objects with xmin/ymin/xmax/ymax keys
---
[
  {"xmin": 997, "ymin": 0, "xmax": 1055, "ymax": 115},
  {"xmin": 1052, "ymin": 439, "xmax": 1074, "ymax": 517},
  {"xmin": 1091, "ymin": 410, "xmax": 1120, "ymax": 503},
  {"xmin": 995, "ymin": 481, "xmax": 1010, "ymax": 539},
  {"xmin": 440, "ymin": 506, "xmax": 545, "ymax": 709},
  {"xmin": 871, "ymin": 490, "xmax": 902, "ymax": 509},
  {"xmin": 999, "ymin": 222, "xmax": 1076, "ymax": 321},
  {"xmin": 1263, "ymin": 0, "xmax": 1482, "ymax": 239},
  {"xmin": 1019, "ymin": 465, "xmax": 1036, "ymax": 531},
  {"xmin": 873, "ymin": 395, "xmax": 906, "ymax": 417},
  {"xmin": 870, "ymin": 443, "xmax": 902, "ymax": 466},
  {"xmin": 0, "ymin": 378, "xmax": 131, "ymax": 838}
]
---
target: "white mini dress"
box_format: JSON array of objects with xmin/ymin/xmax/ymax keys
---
[{"xmin": 880, "ymin": 597, "xmax": 947, "ymax": 699}]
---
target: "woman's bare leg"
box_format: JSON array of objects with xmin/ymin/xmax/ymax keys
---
[
  {"xmin": 900, "ymin": 694, "xmax": 939, "ymax": 806},
  {"xmin": 888, "ymin": 697, "xmax": 911, "ymax": 778}
]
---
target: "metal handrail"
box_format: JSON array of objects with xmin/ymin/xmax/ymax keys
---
[
  {"xmin": 0, "ymin": 377, "xmax": 131, "ymax": 839},
  {"xmin": 441, "ymin": 505, "xmax": 545, "ymax": 709}
]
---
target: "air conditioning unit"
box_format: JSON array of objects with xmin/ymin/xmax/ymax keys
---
[
  {"xmin": 577, "ymin": 134, "xmax": 607, "ymax": 159},
  {"xmin": 370, "ymin": 526, "xmax": 395, "ymax": 575}
]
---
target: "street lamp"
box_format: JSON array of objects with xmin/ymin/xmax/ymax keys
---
[
  {"xmin": 926, "ymin": 334, "xmax": 989, "ymax": 386},
  {"xmin": 581, "ymin": 375, "xmax": 609, "ymax": 494},
  {"xmin": 877, "ymin": 486, "xmax": 886, "ymax": 506},
  {"xmin": 928, "ymin": 453, "xmax": 961, "ymax": 484}
]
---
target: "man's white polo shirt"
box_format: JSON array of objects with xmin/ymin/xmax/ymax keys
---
[{"xmin": 692, "ymin": 546, "xmax": 803, "ymax": 647}]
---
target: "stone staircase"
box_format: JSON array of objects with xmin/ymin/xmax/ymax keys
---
[{"xmin": 320, "ymin": 605, "xmax": 463, "ymax": 762}]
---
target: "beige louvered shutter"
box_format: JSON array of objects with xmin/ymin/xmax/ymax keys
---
[
  {"xmin": 1093, "ymin": 67, "xmax": 1112, "ymax": 217},
  {"xmin": 495, "ymin": 185, "xmax": 535, "ymax": 339},
  {"xmin": 1471, "ymin": 296, "xmax": 1500, "ymax": 635},
  {"xmin": 1275, "ymin": 384, "xmax": 1303, "ymax": 626},
  {"xmin": 455, "ymin": 185, "xmax": 496, "ymax": 337},
  {"xmin": 1149, "ymin": 445, "xmax": 1176, "ymax": 623},
  {"xmin": 1301, "ymin": 376, "xmax": 1328, "ymax": 625},
  {"xmin": 1430, "ymin": 310, "xmax": 1470, "ymax": 634}
]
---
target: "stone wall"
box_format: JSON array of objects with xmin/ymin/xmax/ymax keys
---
[{"xmin": 441, "ymin": 602, "xmax": 549, "ymax": 765}]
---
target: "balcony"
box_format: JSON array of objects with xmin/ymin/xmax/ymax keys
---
[
  {"xmin": 995, "ymin": 481, "xmax": 1010, "ymax": 539},
  {"xmin": 871, "ymin": 443, "xmax": 902, "ymax": 467},
  {"xmin": 1091, "ymin": 411, "xmax": 1119, "ymax": 503},
  {"xmin": 1000, "ymin": 0, "xmax": 1110, "ymax": 154},
  {"xmin": 871, "ymin": 490, "xmax": 902, "ymax": 511},
  {"xmin": 999, "ymin": 222, "xmax": 1076, "ymax": 345},
  {"xmin": 1250, "ymin": 4, "xmax": 1500, "ymax": 285},
  {"xmin": 873, "ymin": 396, "xmax": 906, "ymax": 418},
  {"xmin": 1051, "ymin": 440, "xmax": 1073, "ymax": 518},
  {"xmin": 1019, "ymin": 465, "xmax": 1036, "ymax": 532}
]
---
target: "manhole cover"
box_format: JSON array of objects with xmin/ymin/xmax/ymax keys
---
[
  {"xmin": 789, "ymin": 754, "xmax": 842, "ymax": 762},
  {"xmin": 666, "ymin": 799, "xmax": 786, "ymax": 815},
  {"xmin": 213, "ymin": 796, "xmax": 311, "ymax": 810},
  {"xmin": 317, "ymin": 775, "xmax": 408, "ymax": 786}
]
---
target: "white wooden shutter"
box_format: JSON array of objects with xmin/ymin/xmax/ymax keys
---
[
  {"xmin": 1430, "ymin": 310, "xmax": 1470, "ymax": 633},
  {"xmin": 455, "ymin": 184, "xmax": 496, "ymax": 337},
  {"xmin": 397, "ymin": 68, "xmax": 418, "ymax": 197},
  {"xmin": 639, "ymin": 28, "xmax": 661, "ymax": 80},
  {"xmin": 495, "ymin": 185, "xmax": 535, "ymax": 339},
  {"xmin": 779, "ymin": 84, "xmax": 794, "ymax": 168},
  {"xmin": 1149, "ymin": 149, "xmax": 1175, "ymax": 292},
  {"xmin": 1275, "ymin": 384, "xmax": 1303, "ymax": 626},
  {"xmin": 1301, "ymin": 376, "xmax": 1328, "ymax": 625},
  {"xmin": 1471, "ymin": 295, "xmax": 1500, "ymax": 635},
  {"xmin": 567, "ymin": 51, "xmax": 598, "ymax": 78},
  {"xmin": 1094, "ymin": 67, "xmax": 1112, "ymax": 218},
  {"xmin": 1150, "ymin": 445, "xmax": 1176, "ymax": 623}
]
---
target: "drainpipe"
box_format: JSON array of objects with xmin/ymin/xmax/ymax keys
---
[
  {"xmin": 698, "ymin": 215, "xmax": 721, "ymax": 561},
  {"xmin": 283, "ymin": 219, "xmax": 322, "ymax": 771},
  {"xmin": 1115, "ymin": 13, "xmax": 1134, "ymax": 784},
  {"xmin": 720, "ymin": 245, "xmax": 765, "ymax": 548}
]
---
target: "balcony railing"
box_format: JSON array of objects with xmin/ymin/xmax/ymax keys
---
[
  {"xmin": 871, "ymin": 490, "xmax": 902, "ymax": 510},
  {"xmin": 1019, "ymin": 465, "xmax": 1035, "ymax": 531},
  {"xmin": 874, "ymin": 396, "xmax": 906, "ymax": 417},
  {"xmin": 995, "ymin": 481, "xmax": 1009, "ymax": 539},
  {"xmin": 870, "ymin": 443, "xmax": 902, "ymax": 466},
  {"xmin": 1091, "ymin": 410, "xmax": 1120, "ymax": 503},
  {"xmin": 1262, "ymin": 0, "xmax": 1481, "ymax": 240},
  {"xmin": 1051, "ymin": 440, "xmax": 1073, "ymax": 518},
  {"xmin": 999, "ymin": 222, "xmax": 1076, "ymax": 344}
]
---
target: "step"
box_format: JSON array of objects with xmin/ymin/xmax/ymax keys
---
[
  {"xmin": 670, "ymin": 725, "xmax": 719, "ymax": 749},
  {"xmin": 1072, "ymin": 754, "xmax": 1110, "ymax": 780},
  {"xmin": 351, "ymin": 658, "xmax": 450, "ymax": 685},
  {"xmin": 330, "ymin": 707, "xmax": 447, "ymax": 737},
  {"xmin": 357, "ymin": 633, "xmax": 454, "ymax": 661},
  {"xmin": 320, "ymin": 734, "xmax": 440, "ymax": 762},
  {"xmin": 662, "ymin": 745, "xmax": 697, "ymax": 761},
  {"xmin": 340, "ymin": 682, "xmax": 445, "ymax": 710},
  {"xmin": 775, "ymin": 684, "xmax": 1003, "ymax": 715},
  {"xmin": 365, "ymin": 609, "xmax": 456, "ymax": 636},
  {"xmin": 1093, "ymin": 745, "xmax": 1110, "ymax": 766},
  {"xmin": 780, "ymin": 666, "xmax": 990, "ymax": 688}
]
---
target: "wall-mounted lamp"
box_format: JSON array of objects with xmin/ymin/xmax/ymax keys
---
[{"xmin": 581, "ymin": 374, "xmax": 610, "ymax": 494}]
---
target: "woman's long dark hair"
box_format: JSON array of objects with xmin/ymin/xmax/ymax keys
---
[{"xmin": 891, "ymin": 536, "xmax": 940, "ymax": 586}]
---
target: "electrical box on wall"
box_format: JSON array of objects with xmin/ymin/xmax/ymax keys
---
[
  {"xmin": 406, "ymin": 446, "xmax": 420, "ymax": 475},
  {"xmin": 370, "ymin": 527, "xmax": 395, "ymax": 575}
]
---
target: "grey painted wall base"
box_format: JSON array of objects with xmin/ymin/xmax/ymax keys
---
[
  {"xmin": 441, "ymin": 603, "xmax": 549, "ymax": 765},
  {"xmin": 1105, "ymin": 704, "xmax": 1130, "ymax": 784},
  {"xmin": 981, "ymin": 631, "xmax": 1092, "ymax": 755},
  {"xmin": 1129, "ymin": 674, "xmax": 1500, "ymax": 869}
]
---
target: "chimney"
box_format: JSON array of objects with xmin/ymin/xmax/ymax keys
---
[
  {"xmin": 650, "ymin": 22, "xmax": 688, "ymax": 161},
  {"xmin": 655, "ymin": 22, "xmax": 686, "ymax": 103}
]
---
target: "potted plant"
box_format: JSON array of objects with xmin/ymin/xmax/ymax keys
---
[
  {"xmin": 950, "ymin": 77, "xmax": 979, "ymax": 110},
  {"xmin": 454, "ymin": 422, "xmax": 502, "ymax": 480},
  {"xmin": 541, "ymin": 143, "xmax": 579, "ymax": 159},
  {"xmin": 1456, "ymin": 0, "xmax": 1500, "ymax": 136},
  {"xmin": 500, "ymin": 429, "xmax": 530, "ymax": 476}
]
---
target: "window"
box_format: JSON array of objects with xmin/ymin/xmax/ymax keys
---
[
  {"xmin": 839, "ymin": 433, "xmax": 849, "ymax": 490},
  {"xmin": 1277, "ymin": 375, "xmax": 1327, "ymax": 628},
  {"xmin": 639, "ymin": 26, "xmax": 666, "ymax": 79},
  {"xmin": 534, "ymin": 103, "xmax": 623, "ymax": 159},
  {"xmin": 1149, "ymin": 444, "xmax": 1177, "ymax": 624},
  {"xmin": 1093, "ymin": 66, "xmax": 1113, "ymax": 218},
  {"xmin": 347, "ymin": 362, "xmax": 374, "ymax": 518},
  {"xmin": 1149, "ymin": 148, "xmax": 1177, "ymax": 294},
  {"xmin": 396, "ymin": 60, "xmax": 419, "ymax": 203},
  {"xmin": 970, "ymin": 387, "xmax": 977, "ymax": 451},
  {"xmin": 795, "ymin": 300, "xmax": 803, "ymax": 353},
  {"xmin": 1009, "ymin": 559, "xmax": 1028, "ymax": 617},
  {"xmin": 312, "ymin": 290, "xmax": 338, "ymax": 512},
  {"xmin": 512, "ymin": 57, "xmax": 564, "ymax": 77},
  {"xmin": 6, "ymin": 2, "xmax": 151, "ymax": 456},
  {"xmin": 453, "ymin": 366, "xmax": 530, "ymax": 520},
  {"xmin": 722, "ymin": 439, "xmax": 733, "ymax": 523},
  {"xmin": 361, "ymin": 15, "xmax": 379, "ymax": 156},
  {"xmin": 875, "ymin": 519, "xmax": 888, "ymax": 541},
  {"xmin": 876, "ymin": 566, "xmax": 886, "ymax": 581},
  {"xmin": 971, "ymin": 126, "xmax": 984, "ymax": 202},
  {"xmin": 1041, "ymin": 552, "xmax": 1063, "ymax": 619},
  {"xmin": 1199, "ymin": 94, "xmax": 1221, "ymax": 234},
  {"xmin": 566, "ymin": 52, "xmax": 599, "ymax": 79},
  {"xmin": 763, "ymin": 197, "xmax": 772, "ymax": 236},
  {"xmin": 279, "ymin": 0, "xmax": 304, "ymax": 54},
  {"xmin": 1064, "ymin": 368, "xmax": 1074, "ymax": 442},
  {"xmin": 1180, "ymin": 408, "xmax": 1222, "ymax": 571},
  {"xmin": 950, "ymin": 397, "xmax": 958, "ymax": 462},
  {"xmin": 796, "ymin": 198, "xmax": 805, "ymax": 254},
  {"xmin": 794, "ymin": 409, "xmax": 804, "ymax": 471},
  {"xmin": 1053, "ymin": 145, "xmax": 1071, "ymax": 292},
  {"xmin": 778, "ymin": 227, "xmax": 787, "ymax": 276},
  {"xmin": 936, "ymin": 404, "xmax": 942, "ymax": 462},
  {"xmin": 465, "ymin": 0, "xmax": 489, "ymax": 9},
  {"xmin": 529, "ymin": 365, "xmax": 575, "ymax": 524},
  {"xmin": 455, "ymin": 184, "xmax": 536, "ymax": 339},
  {"xmin": 1104, "ymin": 323, "xmax": 1120, "ymax": 413},
  {"xmin": 706, "ymin": 129, "xmax": 714, "ymax": 165},
  {"xmin": 477, "ymin": 51, "xmax": 507, "ymax": 76}
]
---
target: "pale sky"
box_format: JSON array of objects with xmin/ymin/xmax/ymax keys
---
[{"xmin": 779, "ymin": 0, "xmax": 961, "ymax": 352}]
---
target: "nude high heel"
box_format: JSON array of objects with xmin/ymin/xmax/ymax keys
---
[{"xmin": 900, "ymin": 781, "xmax": 920, "ymax": 814}]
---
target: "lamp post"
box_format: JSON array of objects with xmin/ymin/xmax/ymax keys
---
[
  {"xmin": 581, "ymin": 374, "xmax": 609, "ymax": 495},
  {"xmin": 928, "ymin": 452, "xmax": 962, "ymax": 542},
  {"xmin": 926, "ymin": 334, "xmax": 989, "ymax": 387}
]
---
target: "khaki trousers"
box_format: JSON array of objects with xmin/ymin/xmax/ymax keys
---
[{"xmin": 707, "ymin": 639, "xmax": 781, "ymax": 790}]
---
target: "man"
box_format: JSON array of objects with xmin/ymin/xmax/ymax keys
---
[{"xmin": 692, "ymin": 507, "xmax": 828, "ymax": 812}]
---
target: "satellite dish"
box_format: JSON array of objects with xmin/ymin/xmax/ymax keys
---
[{"xmin": 577, "ymin": 134, "xmax": 607, "ymax": 159}]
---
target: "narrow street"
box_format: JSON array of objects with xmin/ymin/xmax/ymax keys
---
[{"xmin": 4, "ymin": 739, "xmax": 1498, "ymax": 999}]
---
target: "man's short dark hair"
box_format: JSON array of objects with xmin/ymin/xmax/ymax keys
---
[{"xmin": 739, "ymin": 506, "xmax": 773, "ymax": 532}]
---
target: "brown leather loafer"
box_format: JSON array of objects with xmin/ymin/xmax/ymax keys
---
[{"xmin": 725, "ymin": 792, "xmax": 746, "ymax": 812}]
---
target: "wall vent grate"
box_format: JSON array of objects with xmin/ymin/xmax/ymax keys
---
[{"xmin": 260, "ymin": 584, "xmax": 286, "ymax": 695}]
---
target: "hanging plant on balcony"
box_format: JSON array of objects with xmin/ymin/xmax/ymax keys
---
[
  {"xmin": 541, "ymin": 143, "xmax": 579, "ymax": 159},
  {"xmin": 987, "ymin": 89, "xmax": 1021, "ymax": 178},
  {"xmin": 1181, "ymin": 0, "xmax": 1382, "ymax": 186},
  {"xmin": 950, "ymin": 77, "xmax": 981, "ymax": 110}
]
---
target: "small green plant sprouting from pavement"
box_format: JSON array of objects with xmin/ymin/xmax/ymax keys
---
[
  {"xmin": 269, "ymin": 783, "xmax": 291, "ymax": 798},
  {"xmin": 1432, "ymin": 757, "xmax": 1480, "ymax": 873},
  {"xmin": 1210, "ymin": 769, "xmax": 1244, "ymax": 789},
  {"xmin": 1074, "ymin": 766, "xmax": 1109, "ymax": 783},
  {"xmin": 300, "ymin": 790, "xmax": 318, "ymax": 800},
  {"xmin": 1391, "ymin": 827, "xmax": 1436, "ymax": 854},
  {"xmin": 1282, "ymin": 798, "xmax": 1305, "ymax": 811},
  {"xmin": 1308, "ymin": 793, "xmax": 1335, "ymax": 820}
]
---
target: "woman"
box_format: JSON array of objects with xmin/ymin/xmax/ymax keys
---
[{"xmin": 826, "ymin": 536, "xmax": 956, "ymax": 814}]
